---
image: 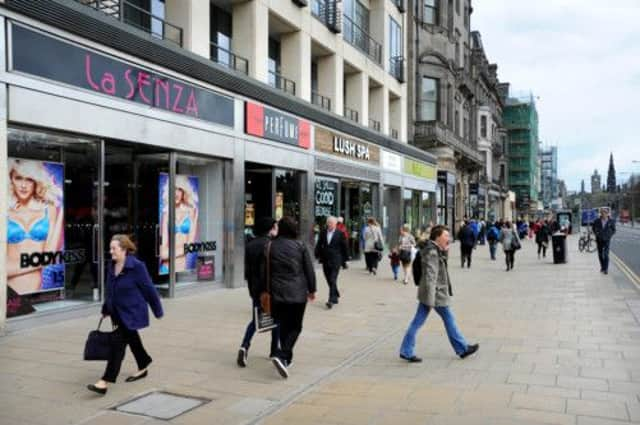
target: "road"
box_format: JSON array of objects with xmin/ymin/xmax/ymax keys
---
[{"xmin": 611, "ymin": 224, "xmax": 640, "ymax": 282}]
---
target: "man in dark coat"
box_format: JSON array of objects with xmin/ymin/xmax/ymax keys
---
[
  {"xmin": 315, "ymin": 216, "xmax": 348, "ymax": 309},
  {"xmin": 237, "ymin": 217, "xmax": 279, "ymax": 368},
  {"xmin": 592, "ymin": 207, "xmax": 616, "ymax": 275},
  {"xmin": 457, "ymin": 220, "xmax": 476, "ymax": 268}
]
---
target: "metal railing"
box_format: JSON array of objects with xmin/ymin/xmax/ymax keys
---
[
  {"xmin": 342, "ymin": 15, "xmax": 382, "ymax": 64},
  {"xmin": 269, "ymin": 71, "xmax": 296, "ymax": 96},
  {"xmin": 75, "ymin": 0, "xmax": 183, "ymax": 46},
  {"xmin": 344, "ymin": 106, "xmax": 359, "ymax": 123},
  {"xmin": 414, "ymin": 120, "xmax": 483, "ymax": 163},
  {"xmin": 311, "ymin": 0, "xmax": 342, "ymax": 33},
  {"xmin": 392, "ymin": 0, "xmax": 406, "ymax": 13},
  {"xmin": 391, "ymin": 128, "xmax": 399, "ymax": 140},
  {"xmin": 311, "ymin": 91, "xmax": 332, "ymax": 111},
  {"xmin": 209, "ymin": 42, "xmax": 249, "ymax": 75},
  {"xmin": 369, "ymin": 118, "xmax": 381, "ymax": 132},
  {"xmin": 389, "ymin": 56, "xmax": 405, "ymax": 82}
]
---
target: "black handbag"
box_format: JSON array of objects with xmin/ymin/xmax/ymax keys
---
[
  {"xmin": 374, "ymin": 240, "xmax": 384, "ymax": 252},
  {"xmin": 83, "ymin": 317, "xmax": 114, "ymax": 361},
  {"xmin": 512, "ymin": 236, "xmax": 522, "ymax": 251},
  {"xmin": 399, "ymin": 249, "xmax": 412, "ymax": 263}
]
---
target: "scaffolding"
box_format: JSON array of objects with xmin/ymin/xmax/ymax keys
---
[{"xmin": 504, "ymin": 90, "xmax": 540, "ymax": 211}]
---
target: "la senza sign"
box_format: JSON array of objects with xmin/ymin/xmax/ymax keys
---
[
  {"xmin": 245, "ymin": 102, "xmax": 311, "ymax": 149},
  {"xmin": 10, "ymin": 24, "xmax": 234, "ymax": 127}
]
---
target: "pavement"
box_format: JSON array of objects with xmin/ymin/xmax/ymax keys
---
[{"xmin": 2, "ymin": 236, "xmax": 640, "ymax": 425}]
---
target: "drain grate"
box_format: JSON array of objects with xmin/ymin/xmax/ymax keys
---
[{"xmin": 113, "ymin": 391, "xmax": 211, "ymax": 420}]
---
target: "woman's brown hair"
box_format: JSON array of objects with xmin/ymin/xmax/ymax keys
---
[{"xmin": 111, "ymin": 234, "xmax": 137, "ymax": 254}]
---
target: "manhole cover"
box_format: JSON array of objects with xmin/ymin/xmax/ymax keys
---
[{"xmin": 114, "ymin": 391, "xmax": 211, "ymax": 420}]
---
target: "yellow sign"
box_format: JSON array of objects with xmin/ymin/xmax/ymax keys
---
[
  {"xmin": 404, "ymin": 159, "xmax": 436, "ymax": 180},
  {"xmin": 275, "ymin": 192, "xmax": 284, "ymax": 220},
  {"xmin": 245, "ymin": 202, "xmax": 255, "ymax": 226}
]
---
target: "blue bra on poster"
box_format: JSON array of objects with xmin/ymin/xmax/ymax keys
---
[
  {"xmin": 8, "ymin": 208, "xmax": 49, "ymax": 244},
  {"xmin": 175, "ymin": 215, "xmax": 191, "ymax": 235}
]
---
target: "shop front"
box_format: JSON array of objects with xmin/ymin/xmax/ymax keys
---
[
  {"xmin": 403, "ymin": 159, "xmax": 437, "ymax": 237},
  {"xmin": 243, "ymin": 102, "xmax": 311, "ymax": 241},
  {"xmin": 3, "ymin": 22, "xmax": 235, "ymax": 320},
  {"xmin": 381, "ymin": 151, "xmax": 403, "ymax": 246},
  {"xmin": 469, "ymin": 183, "xmax": 487, "ymax": 220},
  {"xmin": 313, "ymin": 128, "xmax": 380, "ymax": 260},
  {"xmin": 437, "ymin": 170, "xmax": 456, "ymax": 234},
  {"xmin": 488, "ymin": 187, "xmax": 501, "ymax": 222}
]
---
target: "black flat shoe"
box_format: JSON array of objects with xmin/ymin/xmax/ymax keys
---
[
  {"xmin": 87, "ymin": 384, "xmax": 107, "ymax": 395},
  {"xmin": 400, "ymin": 354, "xmax": 423, "ymax": 363},
  {"xmin": 125, "ymin": 370, "xmax": 148, "ymax": 382},
  {"xmin": 460, "ymin": 343, "xmax": 479, "ymax": 359}
]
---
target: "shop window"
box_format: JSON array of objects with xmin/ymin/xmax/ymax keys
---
[
  {"xmin": 7, "ymin": 128, "xmax": 100, "ymax": 318},
  {"xmin": 403, "ymin": 189, "xmax": 421, "ymax": 235},
  {"xmin": 245, "ymin": 164, "xmax": 303, "ymax": 241},
  {"xmin": 421, "ymin": 192, "xmax": 434, "ymax": 229},
  {"xmin": 168, "ymin": 155, "xmax": 225, "ymax": 286}
]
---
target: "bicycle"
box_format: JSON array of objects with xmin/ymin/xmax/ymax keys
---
[{"xmin": 578, "ymin": 229, "xmax": 597, "ymax": 253}]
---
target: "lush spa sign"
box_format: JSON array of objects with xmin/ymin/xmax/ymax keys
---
[
  {"xmin": 314, "ymin": 128, "xmax": 380, "ymax": 164},
  {"xmin": 10, "ymin": 24, "xmax": 234, "ymax": 126}
]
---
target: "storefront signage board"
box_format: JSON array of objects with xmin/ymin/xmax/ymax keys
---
[
  {"xmin": 315, "ymin": 128, "xmax": 379, "ymax": 164},
  {"xmin": 314, "ymin": 178, "xmax": 338, "ymax": 218},
  {"xmin": 382, "ymin": 151, "xmax": 402, "ymax": 173},
  {"xmin": 404, "ymin": 158, "xmax": 436, "ymax": 180},
  {"xmin": 10, "ymin": 24, "xmax": 234, "ymax": 127},
  {"xmin": 245, "ymin": 102, "xmax": 311, "ymax": 149}
]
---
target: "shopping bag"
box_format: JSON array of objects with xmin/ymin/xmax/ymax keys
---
[{"xmin": 254, "ymin": 306, "xmax": 277, "ymax": 333}]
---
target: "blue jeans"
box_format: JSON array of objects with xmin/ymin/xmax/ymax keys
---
[
  {"xmin": 489, "ymin": 242, "xmax": 497, "ymax": 260},
  {"xmin": 597, "ymin": 239, "xmax": 610, "ymax": 272},
  {"xmin": 400, "ymin": 303, "xmax": 468, "ymax": 357},
  {"xmin": 241, "ymin": 299, "xmax": 279, "ymax": 356},
  {"xmin": 391, "ymin": 264, "xmax": 400, "ymax": 279}
]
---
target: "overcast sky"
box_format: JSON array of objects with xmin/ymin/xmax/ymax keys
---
[{"xmin": 472, "ymin": 0, "xmax": 640, "ymax": 192}]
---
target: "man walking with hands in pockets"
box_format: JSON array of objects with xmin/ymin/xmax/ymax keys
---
[
  {"xmin": 399, "ymin": 225, "xmax": 479, "ymax": 363},
  {"xmin": 315, "ymin": 216, "xmax": 348, "ymax": 309}
]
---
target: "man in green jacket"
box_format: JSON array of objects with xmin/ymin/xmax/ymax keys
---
[{"xmin": 399, "ymin": 225, "xmax": 479, "ymax": 363}]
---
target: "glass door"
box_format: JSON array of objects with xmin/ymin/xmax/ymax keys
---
[
  {"xmin": 104, "ymin": 143, "xmax": 170, "ymax": 294},
  {"xmin": 7, "ymin": 128, "xmax": 100, "ymax": 317},
  {"xmin": 340, "ymin": 181, "xmax": 362, "ymax": 260}
]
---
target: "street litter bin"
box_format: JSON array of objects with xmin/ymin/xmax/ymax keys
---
[{"xmin": 552, "ymin": 233, "xmax": 567, "ymax": 264}]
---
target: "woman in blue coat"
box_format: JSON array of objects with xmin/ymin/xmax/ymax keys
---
[{"xmin": 88, "ymin": 234, "xmax": 163, "ymax": 395}]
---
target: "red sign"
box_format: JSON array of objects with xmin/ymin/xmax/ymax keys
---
[{"xmin": 245, "ymin": 102, "xmax": 310, "ymax": 149}]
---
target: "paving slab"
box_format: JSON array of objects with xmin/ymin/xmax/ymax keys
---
[{"xmin": 1, "ymin": 236, "xmax": 640, "ymax": 424}]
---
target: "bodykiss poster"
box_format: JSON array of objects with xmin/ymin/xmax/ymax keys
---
[
  {"xmin": 158, "ymin": 173, "xmax": 200, "ymax": 275},
  {"xmin": 7, "ymin": 158, "xmax": 65, "ymax": 317}
]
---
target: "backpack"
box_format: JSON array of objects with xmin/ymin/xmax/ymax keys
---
[
  {"xmin": 412, "ymin": 250, "xmax": 422, "ymax": 286},
  {"xmin": 487, "ymin": 226, "xmax": 499, "ymax": 242}
]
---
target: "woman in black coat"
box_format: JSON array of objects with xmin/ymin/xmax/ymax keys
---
[{"xmin": 263, "ymin": 216, "xmax": 317, "ymax": 379}]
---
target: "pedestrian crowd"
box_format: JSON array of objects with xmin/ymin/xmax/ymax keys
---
[{"xmin": 84, "ymin": 208, "xmax": 614, "ymax": 394}]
